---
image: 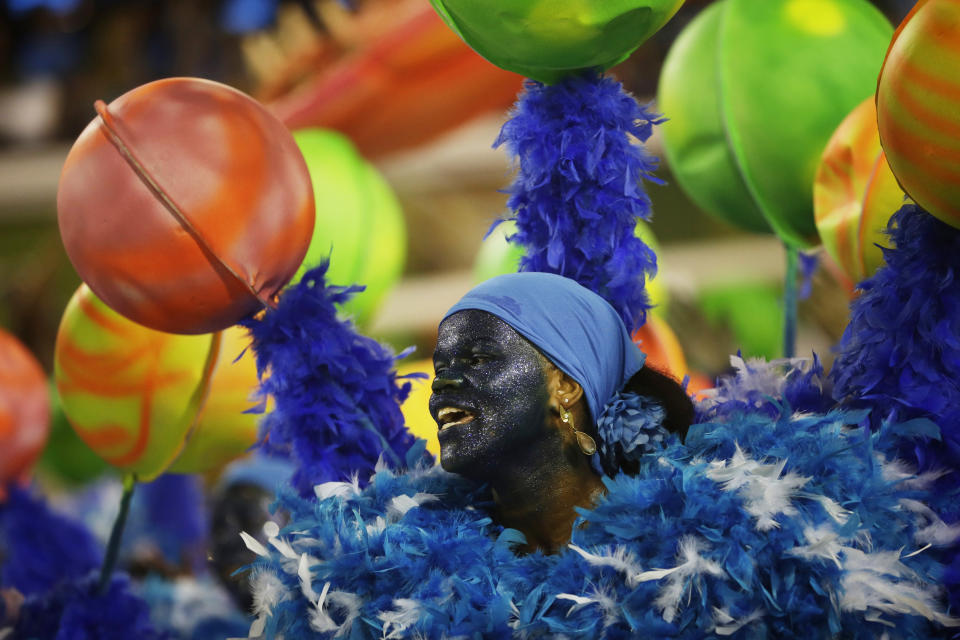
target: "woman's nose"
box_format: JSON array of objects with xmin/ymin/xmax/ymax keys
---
[{"xmin": 432, "ymin": 373, "xmax": 464, "ymax": 392}]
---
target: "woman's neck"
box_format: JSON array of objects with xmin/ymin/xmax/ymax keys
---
[{"xmin": 489, "ymin": 432, "xmax": 606, "ymax": 554}]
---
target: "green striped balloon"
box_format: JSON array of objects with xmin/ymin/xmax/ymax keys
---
[{"xmin": 877, "ymin": 0, "xmax": 960, "ymax": 228}]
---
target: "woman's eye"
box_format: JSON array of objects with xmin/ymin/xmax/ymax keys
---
[{"xmin": 470, "ymin": 354, "xmax": 491, "ymax": 365}]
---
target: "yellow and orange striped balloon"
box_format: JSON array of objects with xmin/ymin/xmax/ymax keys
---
[
  {"xmin": 814, "ymin": 97, "xmax": 906, "ymax": 283},
  {"xmin": 877, "ymin": 0, "xmax": 960, "ymax": 228},
  {"xmin": 54, "ymin": 285, "xmax": 262, "ymax": 480}
]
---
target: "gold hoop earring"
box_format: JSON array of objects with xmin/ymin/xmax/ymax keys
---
[{"xmin": 560, "ymin": 403, "xmax": 597, "ymax": 456}]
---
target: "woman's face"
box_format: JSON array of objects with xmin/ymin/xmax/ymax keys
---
[{"xmin": 430, "ymin": 310, "xmax": 550, "ymax": 478}]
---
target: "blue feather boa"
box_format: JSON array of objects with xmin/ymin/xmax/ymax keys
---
[
  {"xmin": 241, "ymin": 263, "xmax": 424, "ymax": 496},
  {"xmin": 833, "ymin": 204, "xmax": 960, "ymax": 475},
  {"xmin": 0, "ymin": 487, "xmax": 102, "ymax": 597},
  {"xmin": 832, "ymin": 204, "xmax": 960, "ymax": 611},
  {"xmin": 0, "ymin": 488, "xmax": 168, "ymax": 639},
  {"xmin": 244, "ymin": 359, "xmax": 958, "ymax": 638},
  {"xmin": 494, "ymin": 72, "xmax": 664, "ymax": 332},
  {"xmin": 15, "ymin": 573, "xmax": 169, "ymax": 640}
]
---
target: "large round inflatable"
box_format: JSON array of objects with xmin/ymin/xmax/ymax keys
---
[
  {"xmin": 659, "ymin": 0, "xmax": 893, "ymax": 247},
  {"xmin": 54, "ymin": 285, "xmax": 262, "ymax": 479},
  {"xmin": 877, "ymin": 0, "xmax": 960, "ymax": 228},
  {"xmin": 429, "ymin": 0, "xmax": 684, "ymax": 83},
  {"xmin": 0, "ymin": 329, "xmax": 50, "ymax": 497},
  {"xmin": 58, "ymin": 77, "xmax": 315, "ymax": 334},
  {"xmin": 292, "ymin": 129, "xmax": 406, "ymax": 327},
  {"xmin": 814, "ymin": 97, "xmax": 906, "ymax": 283}
]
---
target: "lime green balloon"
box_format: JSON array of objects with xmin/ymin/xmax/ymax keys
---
[
  {"xmin": 699, "ymin": 283, "xmax": 782, "ymax": 360},
  {"xmin": 659, "ymin": 0, "xmax": 892, "ymax": 248},
  {"xmin": 430, "ymin": 0, "xmax": 685, "ymax": 84},
  {"xmin": 473, "ymin": 219, "xmax": 669, "ymax": 313},
  {"xmin": 293, "ymin": 129, "xmax": 406, "ymax": 327},
  {"xmin": 472, "ymin": 222, "xmax": 525, "ymax": 283}
]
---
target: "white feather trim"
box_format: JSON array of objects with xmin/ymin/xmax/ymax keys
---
[
  {"xmin": 556, "ymin": 587, "xmax": 620, "ymax": 627},
  {"xmin": 314, "ymin": 476, "xmax": 362, "ymax": 501},
  {"xmin": 712, "ymin": 607, "xmax": 764, "ymax": 636},
  {"xmin": 839, "ymin": 548, "xmax": 960, "ymax": 627},
  {"xmin": 900, "ymin": 498, "xmax": 960, "ymax": 546},
  {"xmin": 705, "ymin": 445, "xmax": 809, "ymax": 531},
  {"xmin": 378, "ymin": 599, "xmax": 423, "ymax": 638},
  {"xmin": 298, "ymin": 553, "xmax": 319, "ymax": 603},
  {"xmin": 241, "ymin": 531, "xmax": 271, "ymax": 558},
  {"xmin": 652, "ymin": 537, "xmax": 725, "ymax": 623},
  {"xmin": 567, "ymin": 544, "xmax": 643, "ymax": 587},
  {"xmin": 788, "ymin": 524, "xmax": 846, "ymax": 569},
  {"xmin": 386, "ymin": 492, "xmax": 439, "ymax": 522},
  {"xmin": 309, "ymin": 583, "xmax": 362, "ymax": 636},
  {"xmin": 250, "ymin": 570, "xmax": 291, "ymax": 617}
]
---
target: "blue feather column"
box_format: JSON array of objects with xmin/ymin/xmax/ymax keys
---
[
  {"xmin": 241, "ymin": 262, "xmax": 424, "ymax": 497},
  {"xmin": 494, "ymin": 72, "xmax": 664, "ymax": 332},
  {"xmin": 832, "ymin": 203, "xmax": 960, "ymax": 613}
]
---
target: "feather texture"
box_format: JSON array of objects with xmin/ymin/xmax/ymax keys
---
[
  {"xmin": 493, "ymin": 72, "xmax": 664, "ymax": 331},
  {"xmin": 243, "ymin": 360, "xmax": 957, "ymax": 638},
  {"xmin": 0, "ymin": 487, "xmax": 103, "ymax": 596},
  {"xmin": 15, "ymin": 573, "xmax": 168, "ymax": 640},
  {"xmin": 241, "ymin": 262, "xmax": 425, "ymax": 496}
]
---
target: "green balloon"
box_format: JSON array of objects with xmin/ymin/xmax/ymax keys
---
[
  {"xmin": 659, "ymin": 0, "xmax": 892, "ymax": 248},
  {"xmin": 472, "ymin": 222, "xmax": 525, "ymax": 283},
  {"xmin": 430, "ymin": 0, "xmax": 685, "ymax": 84},
  {"xmin": 293, "ymin": 129, "xmax": 407, "ymax": 327},
  {"xmin": 699, "ymin": 283, "xmax": 782, "ymax": 360}
]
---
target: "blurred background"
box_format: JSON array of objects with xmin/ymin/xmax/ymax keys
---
[{"xmin": 0, "ymin": 0, "xmax": 916, "ymax": 380}]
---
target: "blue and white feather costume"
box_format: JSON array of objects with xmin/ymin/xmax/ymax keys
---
[{"xmin": 242, "ymin": 355, "xmax": 958, "ymax": 638}]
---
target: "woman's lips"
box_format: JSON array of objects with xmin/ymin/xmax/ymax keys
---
[{"xmin": 436, "ymin": 406, "xmax": 476, "ymax": 431}]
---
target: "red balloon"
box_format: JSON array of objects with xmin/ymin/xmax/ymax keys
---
[
  {"xmin": 0, "ymin": 329, "xmax": 50, "ymax": 498},
  {"xmin": 58, "ymin": 78, "xmax": 315, "ymax": 334}
]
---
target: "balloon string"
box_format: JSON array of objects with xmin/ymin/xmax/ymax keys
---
[
  {"xmin": 92, "ymin": 100, "xmax": 278, "ymax": 311},
  {"xmin": 97, "ymin": 474, "xmax": 136, "ymax": 595},
  {"xmin": 783, "ymin": 243, "xmax": 799, "ymax": 358}
]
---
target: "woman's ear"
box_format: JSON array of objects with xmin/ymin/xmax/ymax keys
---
[{"xmin": 545, "ymin": 365, "xmax": 584, "ymax": 413}]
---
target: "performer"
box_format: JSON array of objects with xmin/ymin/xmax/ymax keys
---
[{"xmin": 431, "ymin": 272, "xmax": 692, "ymax": 553}]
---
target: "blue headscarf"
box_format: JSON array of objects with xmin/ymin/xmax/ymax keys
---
[{"xmin": 443, "ymin": 273, "xmax": 646, "ymax": 421}]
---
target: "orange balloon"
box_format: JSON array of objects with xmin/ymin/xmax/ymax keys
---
[
  {"xmin": 814, "ymin": 97, "xmax": 905, "ymax": 284},
  {"xmin": 58, "ymin": 78, "xmax": 315, "ymax": 335},
  {"xmin": 684, "ymin": 371, "xmax": 714, "ymax": 402},
  {"xmin": 632, "ymin": 314, "xmax": 688, "ymax": 381},
  {"xmin": 0, "ymin": 329, "xmax": 50, "ymax": 497}
]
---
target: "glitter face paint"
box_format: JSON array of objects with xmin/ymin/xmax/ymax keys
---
[{"xmin": 430, "ymin": 310, "xmax": 550, "ymax": 479}]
